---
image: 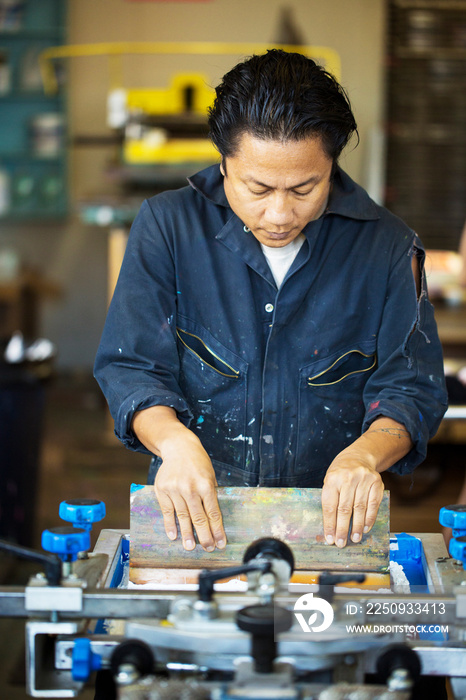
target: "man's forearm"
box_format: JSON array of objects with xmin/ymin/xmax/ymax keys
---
[
  {"xmin": 340, "ymin": 415, "xmax": 413, "ymax": 472},
  {"xmin": 132, "ymin": 405, "xmax": 200, "ymax": 458}
]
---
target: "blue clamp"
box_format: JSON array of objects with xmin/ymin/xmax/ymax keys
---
[
  {"xmin": 449, "ymin": 536, "xmax": 466, "ymax": 567},
  {"xmin": 439, "ymin": 504, "xmax": 466, "ymax": 539},
  {"xmin": 41, "ymin": 526, "xmax": 90, "ymax": 562},
  {"xmin": 439, "ymin": 505, "xmax": 466, "ymax": 567},
  {"xmin": 72, "ymin": 638, "xmax": 102, "ymax": 681},
  {"xmin": 59, "ymin": 499, "xmax": 106, "ymax": 532}
]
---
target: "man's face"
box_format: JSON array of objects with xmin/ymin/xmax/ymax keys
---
[{"xmin": 221, "ymin": 132, "xmax": 333, "ymax": 248}]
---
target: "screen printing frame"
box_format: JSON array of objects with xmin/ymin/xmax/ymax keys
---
[{"xmin": 91, "ymin": 528, "xmax": 453, "ymax": 594}]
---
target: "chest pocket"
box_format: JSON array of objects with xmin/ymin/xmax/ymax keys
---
[
  {"xmin": 307, "ymin": 345, "xmax": 377, "ymax": 388},
  {"xmin": 294, "ymin": 340, "xmax": 377, "ymax": 478},
  {"xmin": 176, "ymin": 317, "xmax": 249, "ymax": 469},
  {"xmin": 177, "ymin": 327, "xmax": 240, "ymax": 378}
]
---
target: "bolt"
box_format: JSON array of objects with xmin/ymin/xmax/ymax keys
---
[
  {"xmin": 387, "ymin": 668, "xmax": 413, "ymax": 692},
  {"xmin": 116, "ymin": 663, "xmax": 139, "ymax": 686},
  {"xmin": 170, "ymin": 597, "xmax": 193, "ymax": 620},
  {"xmin": 193, "ymin": 599, "xmax": 218, "ymax": 619}
]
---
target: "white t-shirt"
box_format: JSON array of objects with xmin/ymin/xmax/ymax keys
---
[{"xmin": 260, "ymin": 233, "xmax": 305, "ymax": 288}]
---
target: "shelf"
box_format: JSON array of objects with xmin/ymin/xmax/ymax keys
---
[
  {"xmin": 0, "ymin": 210, "xmax": 67, "ymax": 223},
  {"xmin": 388, "ymin": 124, "xmax": 466, "ymax": 144},
  {"xmin": 0, "ymin": 29, "xmax": 62, "ymax": 41},
  {"xmin": 105, "ymin": 162, "xmax": 219, "ymax": 188},
  {"xmin": 0, "ymin": 91, "xmax": 63, "ymax": 102},
  {"xmin": 394, "ymin": 0, "xmax": 466, "ymax": 10},
  {"xmin": 394, "ymin": 46, "xmax": 466, "ymax": 59},
  {"xmin": 79, "ymin": 197, "xmax": 142, "ymax": 228},
  {"xmin": 0, "ymin": 154, "xmax": 65, "ymax": 164}
]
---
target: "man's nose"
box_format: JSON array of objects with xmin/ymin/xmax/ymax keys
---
[{"xmin": 264, "ymin": 193, "xmax": 293, "ymax": 227}]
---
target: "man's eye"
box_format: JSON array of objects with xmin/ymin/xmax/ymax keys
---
[
  {"xmin": 251, "ymin": 189, "xmax": 268, "ymax": 196},
  {"xmin": 293, "ymin": 190, "xmax": 312, "ymax": 196}
]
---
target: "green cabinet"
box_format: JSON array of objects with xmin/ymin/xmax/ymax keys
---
[{"xmin": 0, "ymin": 0, "xmax": 67, "ymax": 220}]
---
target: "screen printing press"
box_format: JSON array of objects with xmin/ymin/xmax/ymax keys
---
[{"xmin": 1, "ymin": 486, "xmax": 466, "ymax": 699}]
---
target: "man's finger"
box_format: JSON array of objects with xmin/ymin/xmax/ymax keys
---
[
  {"xmin": 350, "ymin": 483, "xmax": 369, "ymax": 543},
  {"xmin": 185, "ymin": 493, "xmax": 218, "ymax": 552},
  {"xmin": 202, "ymin": 489, "xmax": 226, "ymax": 549},
  {"xmin": 321, "ymin": 484, "xmax": 340, "ymax": 545},
  {"xmin": 363, "ymin": 480, "xmax": 384, "ymax": 534},
  {"xmin": 334, "ymin": 486, "xmax": 356, "ymax": 548},
  {"xmin": 170, "ymin": 495, "xmax": 198, "ymax": 550},
  {"xmin": 155, "ymin": 487, "xmax": 178, "ymax": 541}
]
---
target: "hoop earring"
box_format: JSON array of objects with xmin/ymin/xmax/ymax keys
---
[{"xmin": 243, "ymin": 225, "xmax": 251, "ymax": 233}]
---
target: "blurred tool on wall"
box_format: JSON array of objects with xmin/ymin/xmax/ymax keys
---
[{"xmin": 107, "ymin": 72, "xmax": 218, "ymax": 179}]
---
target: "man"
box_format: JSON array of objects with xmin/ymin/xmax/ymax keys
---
[{"xmin": 95, "ymin": 50, "xmax": 447, "ymax": 554}]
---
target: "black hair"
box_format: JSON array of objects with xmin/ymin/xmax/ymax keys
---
[{"xmin": 208, "ymin": 49, "xmax": 358, "ymax": 162}]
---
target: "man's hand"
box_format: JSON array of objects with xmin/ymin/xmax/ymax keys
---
[
  {"xmin": 321, "ymin": 417, "xmax": 413, "ymax": 547},
  {"xmin": 132, "ymin": 405, "xmax": 227, "ymax": 552},
  {"xmin": 154, "ymin": 436, "xmax": 226, "ymax": 552},
  {"xmin": 322, "ymin": 456, "xmax": 384, "ymax": 548}
]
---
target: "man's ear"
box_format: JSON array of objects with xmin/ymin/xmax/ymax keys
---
[{"xmin": 220, "ymin": 158, "xmax": 227, "ymax": 177}]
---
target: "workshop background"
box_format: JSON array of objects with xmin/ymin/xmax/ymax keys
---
[
  {"xmin": 1, "ymin": 0, "xmax": 466, "ymax": 697},
  {"xmin": 1, "ymin": 1, "xmax": 466, "ymax": 691}
]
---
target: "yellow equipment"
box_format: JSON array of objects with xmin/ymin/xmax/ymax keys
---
[
  {"xmin": 121, "ymin": 73, "xmax": 218, "ymax": 165},
  {"xmin": 123, "ymin": 137, "xmax": 218, "ymax": 166},
  {"xmin": 126, "ymin": 73, "xmax": 215, "ymax": 117}
]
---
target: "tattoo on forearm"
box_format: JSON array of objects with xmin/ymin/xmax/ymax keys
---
[{"xmin": 370, "ymin": 428, "xmax": 411, "ymax": 439}]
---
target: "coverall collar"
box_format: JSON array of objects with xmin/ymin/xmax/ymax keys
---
[{"xmin": 188, "ymin": 163, "xmax": 381, "ymax": 222}]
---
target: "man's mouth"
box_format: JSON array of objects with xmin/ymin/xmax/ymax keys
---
[{"xmin": 264, "ymin": 230, "xmax": 292, "ymax": 239}]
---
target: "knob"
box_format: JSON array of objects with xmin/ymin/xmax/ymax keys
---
[
  {"xmin": 243, "ymin": 538, "xmax": 294, "ymax": 574},
  {"xmin": 439, "ymin": 505, "xmax": 466, "ymax": 537},
  {"xmin": 41, "ymin": 526, "xmax": 90, "ymax": 562},
  {"xmin": 236, "ymin": 604, "xmax": 293, "ymax": 674},
  {"xmin": 449, "ymin": 535, "xmax": 466, "ymax": 566},
  {"xmin": 72, "ymin": 638, "xmax": 102, "ymax": 681},
  {"xmin": 59, "ymin": 499, "xmax": 106, "ymax": 531}
]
